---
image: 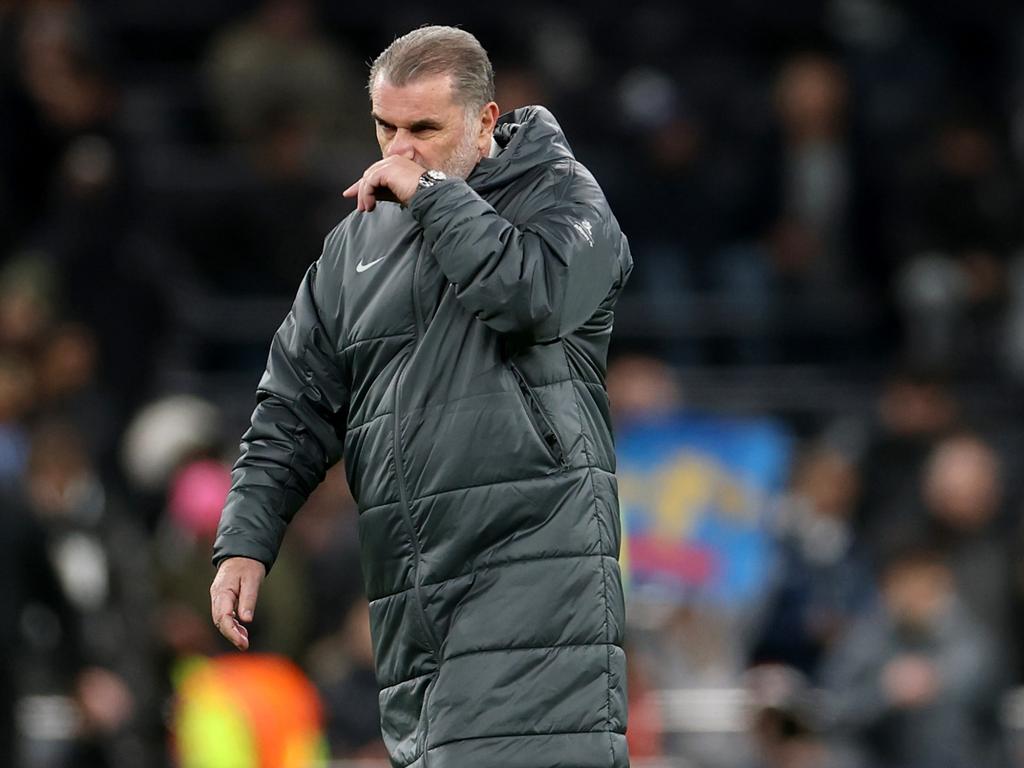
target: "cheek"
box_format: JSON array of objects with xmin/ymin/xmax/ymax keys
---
[{"xmin": 415, "ymin": 140, "xmax": 448, "ymax": 167}]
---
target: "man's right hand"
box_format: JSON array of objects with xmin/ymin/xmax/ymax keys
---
[{"xmin": 210, "ymin": 556, "xmax": 266, "ymax": 651}]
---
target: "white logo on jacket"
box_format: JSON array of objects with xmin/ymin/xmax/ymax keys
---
[
  {"xmin": 356, "ymin": 255, "xmax": 387, "ymax": 273},
  {"xmin": 571, "ymin": 219, "xmax": 594, "ymax": 247}
]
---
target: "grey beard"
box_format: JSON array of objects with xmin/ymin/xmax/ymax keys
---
[{"xmin": 439, "ymin": 123, "xmax": 482, "ymax": 179}]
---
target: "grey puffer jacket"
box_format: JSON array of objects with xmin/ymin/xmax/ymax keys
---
[{"xmin": 214, "ymin": 105, "xmax": 633, "ymax": 768}]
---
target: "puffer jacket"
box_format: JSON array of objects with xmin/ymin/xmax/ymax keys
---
[{"xmin": 214, "ymin": 105, "xmax": 633, "ymax": 768}]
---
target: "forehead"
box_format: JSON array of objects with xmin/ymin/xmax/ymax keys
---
[{"xmin": 371, "ymin": 74, "xmax": 461, "ymax": 123}]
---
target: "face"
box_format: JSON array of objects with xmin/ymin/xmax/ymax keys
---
[
  {"xmin": 923, "ymin": 437, "xmax": 1001, "ymax": 530},
  {"xmin": 371, "ymin": 73, "xmax": 498, "ymax": 179},
  {"xmin": 883, "ymin": 562, "xmax": 951, "ymax": 630}
]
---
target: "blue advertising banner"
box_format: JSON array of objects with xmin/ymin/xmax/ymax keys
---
[{"xmin": 617, "ymin": 413, "xmax": 792, "ymax": 608}]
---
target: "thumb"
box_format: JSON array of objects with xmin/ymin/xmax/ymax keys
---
[{"xmin": 237, "ymin": 569, "xmax": 262, "ymax": 623}]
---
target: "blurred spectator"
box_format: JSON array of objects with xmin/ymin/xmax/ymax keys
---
[
  {"xmin": 120, "ymin": 395, "xmax": 222, "ymax": 497},
  {"xmin": 751, "ymin": 445, "xmax": 875, "ymax": 679},
  {"xmin": 171, "ymin": 104, "xmax": 344, "ymax": 296},
  {"xmin": 15, "ymin": 421, "xmax": 160, "ymax": 768},
  {"xmin": 0, "ymin": 2, "xmax": 116, "ymax": 253},
  {"xmin": 918, "ymin": 434, "xmax": 1017, "ymax": 673},
  {"xmin": 823, "ymin": 543, "xmax": 1002, "ymax": 768},
  {"xmin": 606, "ymin": 354, "xmax": 683, "ymax": 427},
  {"xmin": 896, "ymin": 117, "xmax": 1023, "ymax": 372},
  {"xmin": 0, "ymin": 255, "xmax": 56, "ymax": 353},
  {"xmin": 707, "ymin": 52, "xmax": 877, "ymax": 363},
  {"xmin": 203, "ymin": 0, "xmax": 363, "ymax": 151},
  {"xmin": 856, "ymin": 367, "xmax": 961, "ymax": 549},
  {"xmin": 310, "ymin": 600, "xmax": 387, "ymax": 760},
  {"xmin": 0, "ymin": 3, "xmax": 167, "ymax": 448},
  {"xmin": 768, "ymin": 54, "xmax": 855, "ymax": 292},
  {"xmin": 745, "ymin": 664, "xmax": 855, "ymax": 768},
  {"xmin": 287, "ymin": 464, "xmax": 363, "ymax": 645},
  {"xmin": 32, "ymin": 323, "xmax": 114, "ymax": 460},
  {"xmin": 0, "ymin": 446, "xmax": 60, "ymax": 767},
  {"xmin": 155, "ymin": 457, "xmax": 310, "ymax": 660},
  {"xmin": 0, "ymin": 352, "xmax": 34, "ymax": 482}
]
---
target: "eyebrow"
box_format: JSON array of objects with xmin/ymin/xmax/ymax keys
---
[{"xmin": 372, "ymin": 113, "xmax": 443, "ymax": 132}]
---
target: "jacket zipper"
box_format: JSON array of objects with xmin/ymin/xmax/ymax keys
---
[
  {"xmin": 392, "ymin": 246, "xmax": 438, "ymax": 765},
  {"xmin": 393, "ymin": 250, "xmax": 439, "ymax": 654},
  {"xmin": 509, "ymin": 360, "xmax": 568, "ymax": 469}
]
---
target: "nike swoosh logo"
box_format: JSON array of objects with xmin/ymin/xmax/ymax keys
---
[{"xmin": 356, "ymin": 256, "xmax": 387, "ymax": 273}]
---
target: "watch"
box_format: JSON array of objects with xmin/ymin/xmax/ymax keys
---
[{"xmin": 417, "ymin": 169, "xmax": 448, "ymax": 190}]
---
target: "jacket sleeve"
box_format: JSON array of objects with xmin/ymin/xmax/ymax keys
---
[
  {"xmin": 408, "ymin": 162, "xmax": 631, "ymax": 342},
  {"xmin": 212, "ymin": 251, "xmax": 348, "ymax": 572}
]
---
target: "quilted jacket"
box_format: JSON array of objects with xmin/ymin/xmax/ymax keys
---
[{"xmin": 213, "ymin": 105, "xmax": 633, "ymax": 768}]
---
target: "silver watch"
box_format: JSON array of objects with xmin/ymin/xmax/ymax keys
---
[{"xmin": 417, "ymin": 169, "xmax": 448, "ymax": 190}]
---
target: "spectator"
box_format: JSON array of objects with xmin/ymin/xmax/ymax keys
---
[
  {"xmin": 745, "ymin": 664, "xmax": 856, "ymax": 768},
  {"xmin": 919, "ymin": 433, "xmax": 1017, "ymax": 673},
  {"xmin": 823, "ymin": 543, "xmax": 1002, "ymax": 768},
  {"xmin": 751, "ymin": 446, "xmax": 875, "ymax": 679},
  {"xmin": 0, "ymin": 352, "xmax": 33, "ymax": 483},
  {"xmin": 311, "ymin": 599, "xmax": 388, "ymax": 760},
  {"xmin": 857, "ymin": 367, "xmax": 961, "ymax": 551},
  {"xmin": 896, "ymin": 117, "xmax": 1023, "ymax": 371},
  {"xmin": 16, "ymin": 421, "xmax": 161, "ymax": 768},
  {"xmin": 203, "ymin": 0, "xmax": 363, "ymax": 152}
]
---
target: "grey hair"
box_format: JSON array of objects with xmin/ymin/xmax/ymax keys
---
[{"xmin": 368, "ymin": 25, "xmax": 495, "ymax": 110}]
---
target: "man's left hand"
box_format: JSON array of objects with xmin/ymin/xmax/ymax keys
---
[{"xmin": 343, "ymin": 156, "xmax": 425, "ymax": 212}]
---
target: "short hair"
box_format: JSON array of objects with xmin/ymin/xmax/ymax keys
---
[{"xmin": 368, "ymin": 25, "xmax": 495, "ymax": 110}]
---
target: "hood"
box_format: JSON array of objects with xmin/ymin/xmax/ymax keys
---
[{"xmin": 467, "ymin": 105, "xmax": 575, "ymax": 195}]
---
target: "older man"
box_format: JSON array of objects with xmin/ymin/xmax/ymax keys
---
[{"xmin": 211, "ymin": 25, "xmax": 632, "ymax": 768}]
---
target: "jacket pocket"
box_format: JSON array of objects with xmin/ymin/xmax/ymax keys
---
[{"xmin": 508, "ymin": 361, "xmax": 568, "ymax": 469}]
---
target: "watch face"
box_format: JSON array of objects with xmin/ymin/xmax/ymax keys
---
[{"xmin": 419, "ymin": 170, "xmax": 447, "ymax": 189}]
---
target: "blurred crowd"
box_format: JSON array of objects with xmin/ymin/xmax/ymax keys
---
[
  {"xmin": 610, "ymin": 359, "xmax": 1024, "ymax": 768},
  {"xmin": 3, "ymin": 0, "xmax": 1024, "ymax": 767}
]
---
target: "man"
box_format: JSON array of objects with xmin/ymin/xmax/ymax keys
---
[
  {"xmin": 823, "ymin": 545, "xmax": 1001, "ymax": 768},
  {"xmin": 210, "ymin": 25, "xmax": 633, "ymax": 768}
]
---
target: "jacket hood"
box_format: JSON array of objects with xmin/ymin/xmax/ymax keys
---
[{"xmin": 467, "ymin": 105, "xmax": 575, "ymax": 195}]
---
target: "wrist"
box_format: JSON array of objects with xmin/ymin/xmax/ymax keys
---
[{"xmin": 417, "ymin": 169, "xmax": 448, "ymax": 191}]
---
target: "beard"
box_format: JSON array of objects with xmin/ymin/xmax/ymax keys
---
[{"xmin": 438, "ymin": 113, "xmax": 483, "ymax": 179}]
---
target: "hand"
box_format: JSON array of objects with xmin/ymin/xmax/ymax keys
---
[
  {"xmin": 210, "ymin": 556, "xmax": 266, "ymax": 651},
  {"xmin": 882, "ymin": 654, "xmax": 940, "ymax": 708},
  {"xmin": 343, "ymin": 156, "xmax": 425, "ymax": 212},
  {"xmin": 76, "ymin": 667, "xmax": 134, "ymax": 733}
]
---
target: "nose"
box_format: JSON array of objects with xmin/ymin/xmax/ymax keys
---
[{"xmin": 385, "ymin": 129, "xmax": 417, "ymax": 160}]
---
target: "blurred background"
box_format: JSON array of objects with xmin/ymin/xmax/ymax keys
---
[{"xmin": 3, "ymin": 0, "xmax": 1024, "ymax": 766}]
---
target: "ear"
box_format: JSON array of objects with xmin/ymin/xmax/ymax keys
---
[
  {"xmin": 475, "ymin": 100, "xmax": 499, "ymax": 150},
  {"xmin": 477, "ymin": 102, "xmax": 497, "ymax": 135}
]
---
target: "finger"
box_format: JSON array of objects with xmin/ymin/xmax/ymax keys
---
[
  {"xmin": 211, "ymin": 592, "xmax": 249, "ymax": 651},
  {"xmin": 218, "ymin": 613, "xmax": 250, "ymax": 651},
  {"xmin": 342, "ymin": 180, "xmax": 360, "ymax": 198},
  {"xmin": 363, "ymin": 167, "xmax": 384, "ymax": 211},
  {"xmin": 359, "ymin": 178, "xmax": 376, "ymax": 213},
  {"xmin": 210, "ymin": 581, "xmax": 238, "ymax": 627},
  {"xmin": 237, "ymin": 572, "xmax": 261, "ymax": 623}
]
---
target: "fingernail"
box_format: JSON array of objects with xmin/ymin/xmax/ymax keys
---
[{"xmin": 242, "ymin": 610, "xmax": 253, "ymax": 621}]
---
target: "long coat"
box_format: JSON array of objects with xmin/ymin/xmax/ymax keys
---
[{"xmin": 214, "ymin": 105, "xmax": 634, "ymax": 768}]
